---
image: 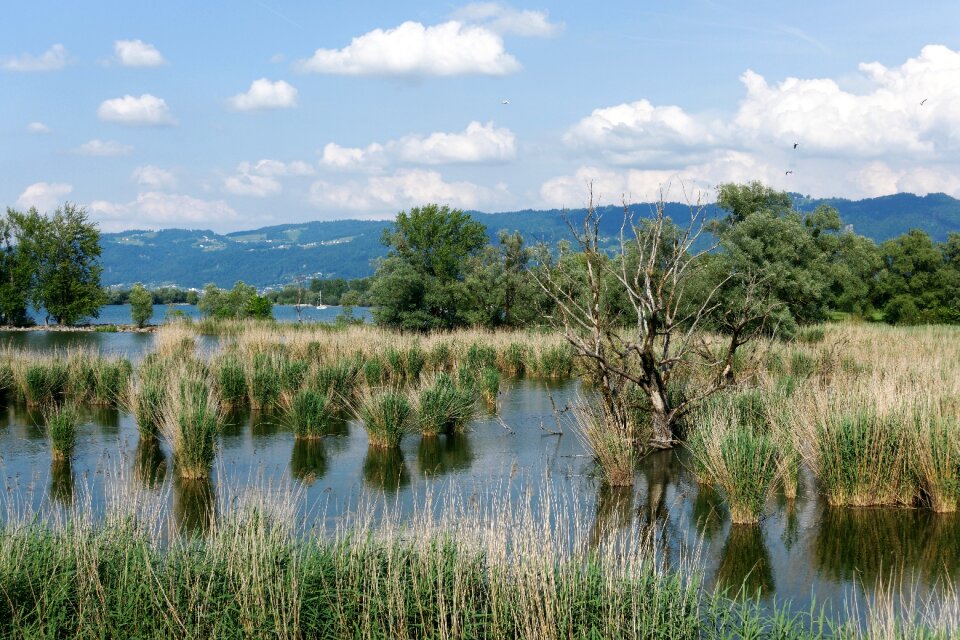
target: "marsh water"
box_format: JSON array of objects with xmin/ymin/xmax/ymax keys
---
[
  {"xmin": 26, "ymin": 303, "xmax": 373, "ymax": 327},
  {"xmin": 1, "ymin": 336, "xmax": 958, "ymax": 619}
]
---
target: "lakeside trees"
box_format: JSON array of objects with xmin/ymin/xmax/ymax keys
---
[{"xmin": 1, "ymin": 204, "xmax": 105, "ymax": 326}]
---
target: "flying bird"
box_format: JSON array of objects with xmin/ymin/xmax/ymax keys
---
[
  {"xmin": 921, "ymin": 98, "xmax": 928, "ymax": 106},
  {"xmin": 501, "ymin": 100, "xmax": 510, "ymax": 105},
  {"xmin": 785, "ymin": 170, "xmax": 793, "ymax": 175},
  {"xmin": 793, "ymin": 142, "xmax": 799, "ymax": 149}
]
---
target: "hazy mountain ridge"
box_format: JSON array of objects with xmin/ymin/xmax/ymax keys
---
[{"xmin": 100, "ymin": 193, "xmax": 960, "ymax": 288}]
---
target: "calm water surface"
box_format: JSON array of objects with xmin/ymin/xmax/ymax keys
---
[{"xmin": 1, "ymin": 373, "xmax": 957, "ymax": 619}]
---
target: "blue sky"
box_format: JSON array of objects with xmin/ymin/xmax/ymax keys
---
[{"xmin": 4, "ymin": 1, "xmax": 960, "ymax": 231}]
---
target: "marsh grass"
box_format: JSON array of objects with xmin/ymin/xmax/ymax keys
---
[
  {"xmin": 215, "ymin": 355, "xmax": 248, "ymax": 407},
  {"xmin": 413, "ymin": 374, "xmax": 476, "ymax": 437},
  {"xmin": 573, "ymin": 397, "xmax": 635, "ymax": 487},
  {"xmin": 687, "ymin": 395, "xmax": 779, "ymax": 524},
  {"xmin": 284, "ymin": 388, "xmax": 338, "ymax": 439},
  {"xmin": 479, "ymin": 366, "xmax": 501, "ymax": 406},
  {"xmin": 160, "ymin": 362, "xmax": 222, "ymax": 479},
  {"xmin": 248, "ymin": 352, "xmax": 283, "ymax": 411},
  {"xmin": 45, "ymin": 402, "xmax": 80, "ymax": 460},
  {"xmin": 128, "ymin": 360, "xmax": 167, "ymax": 437},
  {"xmin": 913, "ymin": 403, "xmax": 960, "ymax": 513},
  {"xmin": 19, "ymin": 361, "xmax": 69, "ymax": 406},
  {"xmin": 355, "ymin": 388, "xmax": 414, "ymax": 448}
]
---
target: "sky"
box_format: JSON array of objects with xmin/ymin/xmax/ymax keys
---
[{"xmin": 3, "ymin": 0, "xmax": 960, "ymax": 232}]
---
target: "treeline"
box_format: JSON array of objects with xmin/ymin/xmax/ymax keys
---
[
  {"xmin": 367, "ymin": 186, "xmax": 960, "ymax": 333},
  {"xmin": 106, "ymin": 287, "xmax": 200, "ymax": 306},
  {"xmin": 263, "ymin": 277, "xmax": 372, "ymax": 307},
  {"xmin": 1, "ymin": 204, "xmax": 105, "ymax": 326}
]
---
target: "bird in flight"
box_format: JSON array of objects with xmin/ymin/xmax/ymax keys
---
[
  {"xmin": 501, "ymin": 100, "xmax": 510, "ymax": 105},
  {"xmin": 793, "ymin": 142, "xmax": 799, "ymax": 149},
  {"xmin": 785, "ymin": 170, "xmax": 793, "ymax": 175},
  {"xmin": 921, "ymin": 98, "xmax": 928, "ymax": 106}
]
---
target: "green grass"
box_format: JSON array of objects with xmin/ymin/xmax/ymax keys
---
[
  {"xmin": 216, "ymin": 355, "xmax": 248, "ymax": 407},
  {"xmin": 129, "ymin": 360, "xmax": 167, "ymax": 437},
  {"xmin": 356, "ymin": 388, "xmax": 414, "ymax": 448},
  {"xmin": 160, "ymin": 364, "xmax": 222, "ymax": 479},
  {"xmin": 45, "ymin": 403, "xmax": 80, "ymax": 460},
  {"xmin": 413, "ymin": 374, "xmax": 477, "ymax": 437},
  {"xmin": 286, "ymin": 388, "xmax": 338, "ymax": 439},
  {"xmin": 478, "ymin": 367, "xmax": 501, "ymax": 406},
  {"xmin": 21, "ymin": 362, "xmax": 69, "ymax": 406}
]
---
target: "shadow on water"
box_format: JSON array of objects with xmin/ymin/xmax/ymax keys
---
[
  {"xmin": 692, "ymin": 484, "xmax": 727, "ymax": 542},
  {"xmin": 84, "ymin": 406, "xmax": 120, "ymax": 434},
  {"xmin": 417, "ymin": 433, "xmax": 474, "ymax": 476},
  {"xmin": 222, "ymin": 407, "xmax": 250, "ymax": 438},
  {"xmin": 173, "ymin": 476, "xmax": 215, "ymax": 537},
  {"xmin": 290, "ymin": 439, "xmax": 328, "ymax": 484},
  {"xmin": 49, "ymin": 459, "xmax": 74, "ymax": 506},
  {"xmin": 323, "ymin": 414, "xmax": 351, "ymax": 455},
  {"xmin": 133, "ymin": 438, "xmax": 167, "ymax": 488},
  {"xmin": 363, "ymin": 446, "xmax": 410, "ymax": 493},
  {"xmin": 813, "ymin": 505, "xmax": 960, "ymax": 585},
  {"xmin": 588, "ymin": 483, "xmax": 634, "ymax": 549},
  {"xmin": 715, "ymin": 525, "xmax": 775, "ymax": 599},
  {"xmin": 251, "ymin": 411, "xmax": 285, "ymax": 437}
]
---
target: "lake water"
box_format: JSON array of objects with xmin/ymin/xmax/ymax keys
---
[
  {"xmin": 2, "ymin": 374, "xmax": 957, "ymax": 619},
  {"xmin": 27, "ymin": 303, "xmax": 373, "ymax": 326}
]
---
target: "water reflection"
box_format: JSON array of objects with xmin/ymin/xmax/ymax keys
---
[
  {"xmin": 49, "ymin": 458, "xmax": 74, "ymax": 505},
  {"xmin": 251, "ymin": 411, "xmax": 284, "ymax": 437},
  {"xmin": 363, "ymin": 447, "xmax": 410, "ymax": 492},
  {"xmin": 814, "ymin": 506, "xmax": 960, "ymax": 584},
  {"xmin": 588, "ymin": 483, "xmax": 634, "ymax": 549},
  {"xmin": 134, "ymin": 438, "xmax": 167, "ymax": 488},
  {"xmin": 86, "ymin": 406, "xmax": 120, "ymax": 433},
  {"xmin": 173, "ymin": 476, "xmax": 215, "ymax": 536},
  {"xmin": 715, "ymin": 525, "xmax": 775, "ymax": 598},
  {"xmin": 417, "ymin": 433, "xmax": 474, "ymax": 476},
  {"xmin": 222, "ymin": 408, "xmax": 250, "ymax": 438},
  {"xmin": 692, "ymin": 484, "xmax": 727, "ymax": 542},
  {"xmin": 290, "ymin": 439, "xmax": 328, "ymax": 484}
]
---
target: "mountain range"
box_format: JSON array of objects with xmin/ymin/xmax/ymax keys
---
[{"xmin": 100, "ymin": 192, "xmax": 960, "ymax": 289}]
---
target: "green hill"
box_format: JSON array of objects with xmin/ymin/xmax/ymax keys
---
[{"xmin": 100, "ymin": 193, "xmax": 960, "ymax": 289}]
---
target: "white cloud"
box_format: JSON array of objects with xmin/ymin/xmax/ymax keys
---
[
  {"xmin": 27, "ymin": 122, "xmax": 52, "ymax": 134},
  {"xmin": 295, "ymin": 20, "xmax": 520, "ymax": 76},
  {"xmin": 852, "ymin": 161, "xmax": 960, "ymax": 198},
  {"xmin": 132, "ymin": 165, "xmax": 177, "ymax": 190},
  {"xmin": 540, "ymin": 152, "xmax": 776, "ymax": 208},
  {"xmin": 114, "ymin": 39, "xmax": 166, "ymax": 67},
  {"xmin": 1, "ymin": 44, "xmax": 68, "ymax": 72},
  {"xmin": 451, "ymin": 3, "xmax": 563, "ymax": 37},
  {"xmin": 223, "ymin": 159, "xmax": 314, "ymax": 196},
  {"xmin": 228, "ymin": 78, "xmax": 298, "ymax": 111},
  {"xmin": 15, "ymin": 182, "xmax": 73, "ymax": 211},
  {"xmin": 322, "ymin": 121, "xmax": 515, "ymax": 169},
  {"xmin": 224, "ymin": 173, "xmax": 282, "ymax": 197},
  {"xmin": 309, "ymin": 168, "xmax": 507, "ymax": 211},
  {"xmin": 89, "ymin": 192, "xmax": 239, "ymax": 231},
  {"xmin": 73, "ymin": 139, "xmax": 133, "ymax": 156},
  {"xmin": 98, "ymin": 94, "xmax": 176, "ymax": 126}
]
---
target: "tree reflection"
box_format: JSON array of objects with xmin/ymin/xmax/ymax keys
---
[
  {"xmin": 362, "ymin": 446, "xmax": 410, "ymax": 493},
  {"xmin": 49, "ymin": 458, "xmax": 74, "ymax": 506},
  {"xmin": 290, "ymin": 438, "xmax": 328, "ymax": 484},
  {"xmin": 134, "ymin": 437, "xmax": 167, "ymax": 488},
  {"xmin": 417, "ymin": 433, "xmax": 473, "ymax": 476},
  {"xmin": 715, "ymin": 525, "xmax": 775, "ymax": 598},
  {"xmin": 691, "ymin": 484, "xmax": 727, "ymax": 542},
  {"xmin": 173, "ymin": 475, "xmax": 215, "ymax": 537},
  {"xmin": 588, "ymin": 483, "xmax": 634, "ymax": 549}
]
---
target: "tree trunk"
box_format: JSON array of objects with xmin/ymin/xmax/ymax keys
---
[{"xmin": 648, "ymin": 389, "xmax": 674, "ymax": 449}]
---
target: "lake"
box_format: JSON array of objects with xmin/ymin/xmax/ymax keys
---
[
  {"xmin": 26, "ymin": 303, "xmax": 373, "ymax": 326},
  {"xmin": 2, "ymin": 373, "xmax": 957, "ymax": 619}
]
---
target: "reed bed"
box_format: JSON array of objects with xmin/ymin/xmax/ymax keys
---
[
  {"xmin": 159, "ymin": 361, "xmax": 223, "ymax": 479},
  {"xmin": 355, "ymin": 387, "xmax": 415, "ymax": 448},
  {"xmin": 412, "ymin": 373, "xmax": 477, "ymax": 437},
  {"xmin": 44, "ymin": 402, "xmax": 80, "ymax": 460}
]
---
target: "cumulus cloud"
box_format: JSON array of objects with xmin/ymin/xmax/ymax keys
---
[
  {"xmin": 295, "ymin": 20, "xmax": 520, "ymax": 76},
  {"xmin": 132, "ymin": 165, "xmax": 177, "ymax": 190},
  {"xmin": 228, "ymin": 78, "xmax": 298, "ymax": 111},
  {"xmin": 114, "ymin": 39, "xmax": 166, "ymax": 67},
  {"xmin": 540, "ymin": 152, "xmax": 776, "ymax": 208},
  {"xmin": 98, "ymin": 94, "xmax": 176, "ymax": 126},
  {"xmin": 1, "ymin": 44, "xmax": 68, "ymax": 71},
  {"xmin": 451, "ymin": 3, "xmax": 563, "ymax": 37},
  {"xmin": 322, "ymin": 121, "xmax": 515, "ymax": 169},
  {"xmin": 89, "ymin": 192, "xmax": 239, "ymax": 231},
  {"xmin": 15, "ymin": 182, "xmax": 73, "ymax": 211},
  {"xmin": 223, "ymin": 159, "xmax": 314, "ymax": 196},
  {"xmin": 27, "ymin": 122, "xmax": 51, "ymax": 134},
  {"xmin": 556, "ymin": 45, "xmax": 960, "ymax": 202},
  {"xmin": 73, "ymin": 139, "xmax": 133, "ymax": 156},
  {"xmin": 309, "ymin": 169, "xmax": 507, "ymax": 211}
]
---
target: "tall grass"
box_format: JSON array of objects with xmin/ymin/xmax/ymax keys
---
[
  {"xmin": 413, "ymin": 374, "xmax": 476, "ymax": 437},
  {"xmin": 128, "ymin": 359, "xmax": 167, "ymax": 437},
  {"xmin": 284, "ymin": 388, "xmax": 338, "ymax": 439},
  {"xmin": 45, "ymin": 403, "xmax": 80, "ymax": 460},
  {"xmin": 573, "ymin": 396, "xmax": 635, "ymax": 487},
  {"xmin": 687, "ymin": 395, "xmax": 779, "ymax": 524},
  {"xmin": 913, "ymin": 401, "xmax": 960, "ymax": 513},
  {"xmin": 159, "ymin": 362, "xmax": 222, "ymax": 479},
  {"xmin": 356, "ymin": 388, "xmax": 414, "ymax": 448}
]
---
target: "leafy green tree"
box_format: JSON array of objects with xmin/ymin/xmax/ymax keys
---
[
  {"xmin": 129, "ymin": 283, "xmax": 154, "ymax": 327},
  {"xmin": 0, "ymin": 211, "xmax": 33, "ymax": 325},
  {"xmin": 198, "ymin": 281, "xmax": 272, "ymax": 319},
  {"xmin": 714, "ymin": 181, "xmax": 792, "ymax": 229},
  {"xmin": 13, "ymin": 204, "xmax": 106, "ymax": 325},
  {"xmin": 372, "ymin": 204, "xmax": 487, "ymax": 330},
  {"xmin": 872, "ymin": 229, "xmax": 953, "ymax": 324}
]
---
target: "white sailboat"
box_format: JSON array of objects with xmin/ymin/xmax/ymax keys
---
[{"xmin": 315, "ymin": 291, "xmax": 328, "ymax": 310}]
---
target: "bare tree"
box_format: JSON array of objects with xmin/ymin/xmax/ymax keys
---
[
  {"xmin": 293, "ymin": 274, "xmax": 307, "ymax": 324},
  {"xmin": 536, "ymin": 188, "xmax": 777, "ymax": 450}
]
